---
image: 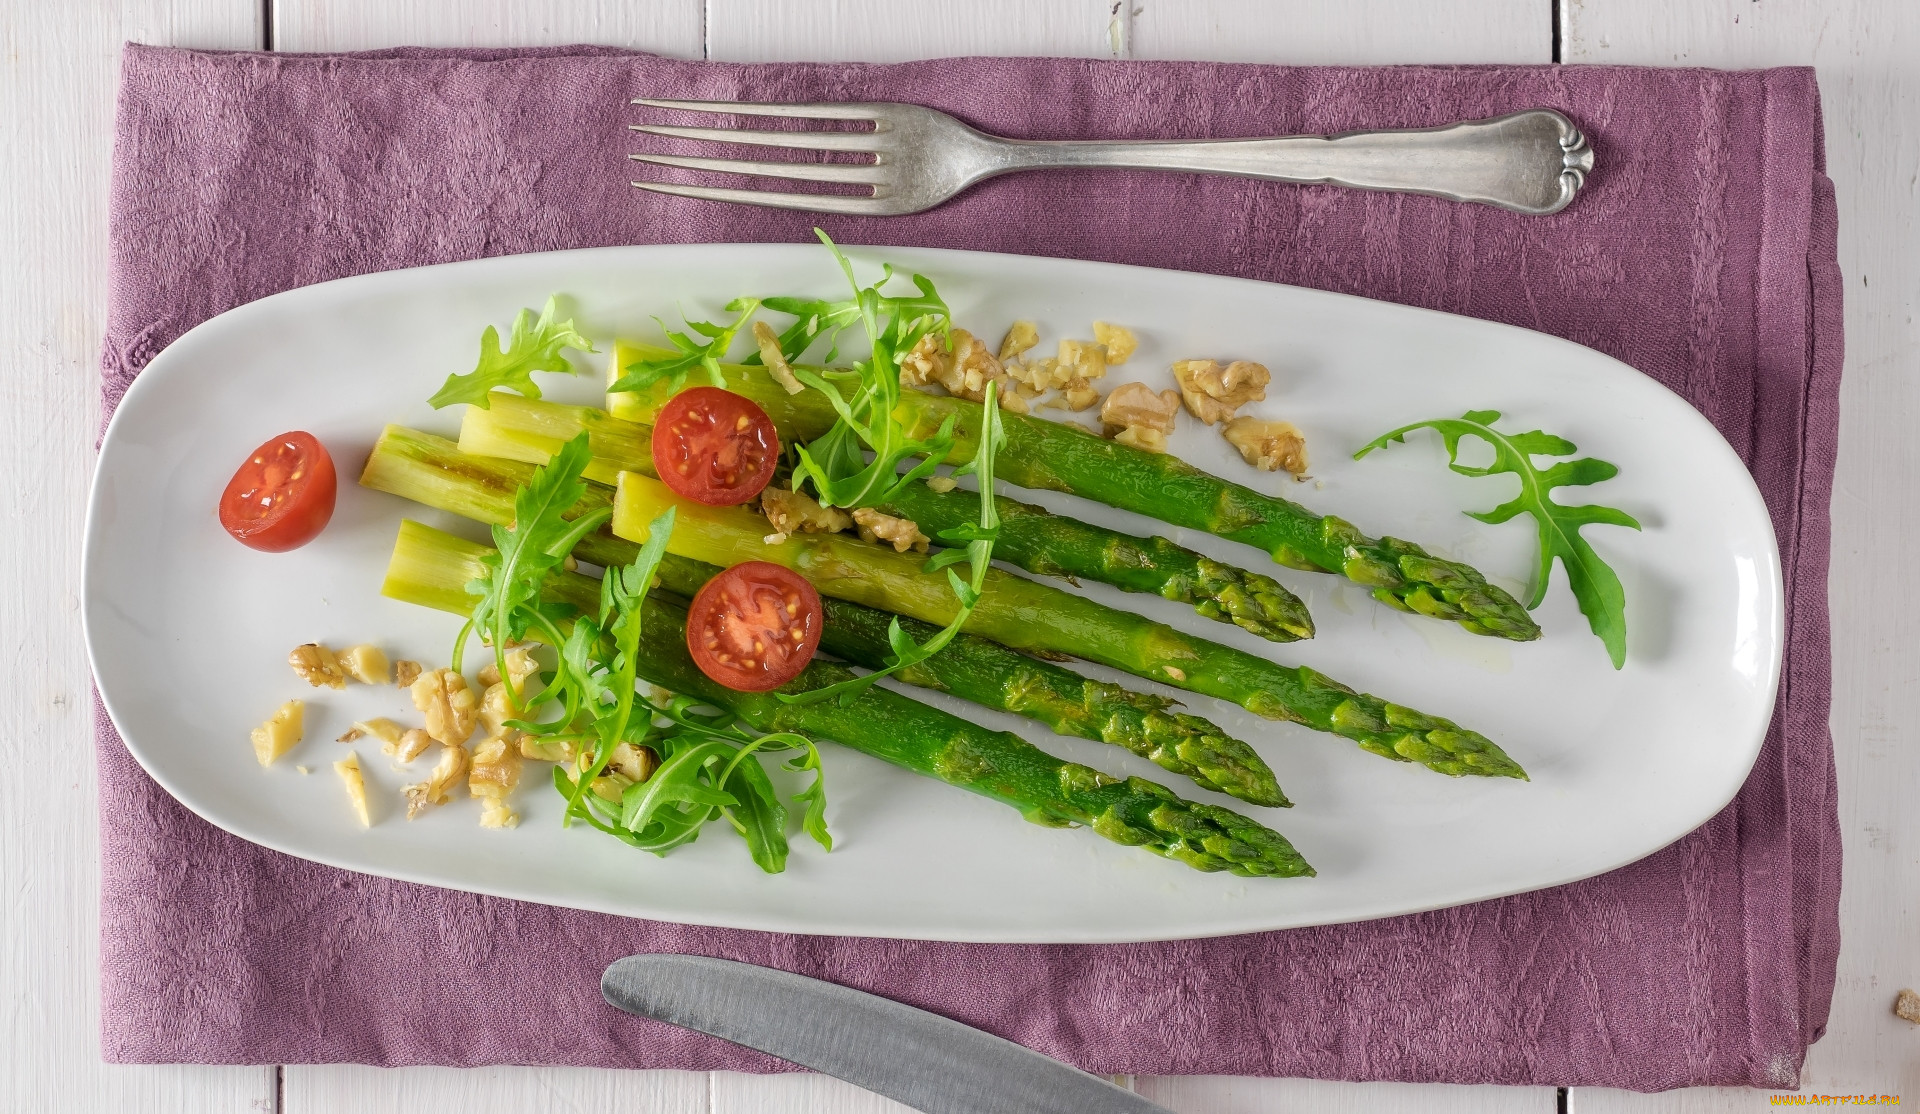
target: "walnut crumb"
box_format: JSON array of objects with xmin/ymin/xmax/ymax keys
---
[
  {"xmin": 852, "ymin": 508, "xmax": 930, "ymax": 553},
  {"xmin": 1100, "ymin": 382, "xmax": 1182, "ymax": 454},
  {"xmin": 925, "ymin": 475, "xmax": 958, "ymax": 494},
  {"xmin": 333, "ymin": 752, "xmax": 372, "ymax": 827},
  {"xmin": 762, "ymin": 486, "xmax": 852, "ymax": 537},
  {"xmin": 1092, "ymin": 322, "xmax": 1137, "ymax": 364},
  {"xmin": 752, "ymin": 320, "xmax": 806, "ymax": 395},
  {"xmin": 403, "ymin": 742, "xmax": 468, "ymax": 818},
  {"xmin": 1897, "ymin": 989, "xmax": 1920, "ymax": 1024},
  {"xmin": 251, "ymin": 700, "xmax": 304, "ymax": 767},
  {"xmin": 1222, "ymin": 417, "xmax": 1309, "ymax": 478},
  {"xmin": 339, "ymin": 644, "xmax": 390, "ymax": 684},
  {"xmin": 393, "ymin": 660, "xmax": 423, "ymax": 687},
  {"xmin": 288, "ymin": 643, "xmax": 348, "ymax": 689},
  {"xmin": 997, "ymin": 320, "xmax": 1039, "ymax": 362},
  {"xmin": 409, "ymin": 668, "xmax": 477, "ymax": 745},
  {"xmin": 1173, "ymin": 359, "xmax": 1269, "ymax": 425}
]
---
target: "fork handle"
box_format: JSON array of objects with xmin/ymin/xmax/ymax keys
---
[{"xmin": 993, "ymin": 110, "xmax": 1593, "ymax": 216}]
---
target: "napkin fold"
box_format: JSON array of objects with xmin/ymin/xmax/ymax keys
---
[{"xmin": 99, "ymin": 44, "xmax": 1842, "ymax": 1089}]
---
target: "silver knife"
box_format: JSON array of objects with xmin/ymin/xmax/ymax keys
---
[{"xmin": 602, "ymin": 954, "xmax": 1175, "ymax": 1114}]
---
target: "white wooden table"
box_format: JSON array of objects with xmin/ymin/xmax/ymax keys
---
[{"xmin": 6, "ymin": 1, "xmax": 1913, "ymax": 1110}]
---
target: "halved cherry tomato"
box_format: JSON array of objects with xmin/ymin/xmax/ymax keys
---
[
  {"xmin": 687, "ymin": 562, "xmax": 824, "ymax": 693},
  {"xmin": 651, "ymin": 386, "xmax": 780, "ymax": 506},
  {"xmin": 218, "ymin": 431, "xmax": 338, "ymax": 552}
]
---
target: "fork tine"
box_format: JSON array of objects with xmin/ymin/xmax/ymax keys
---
[
  {"xmin": 629, "ymin": 123, "xmax": 881, "ymax": 153},
  {"xmin": 633, "ymin": 97, "xmax": 882, "ymax": 122},
  {"xmin": 632, "ymin": 180, "xmax": 883, "ymax": 216},
  {"xmin": 629, "ymin": 152, "xmax": 885, "ymax": 186}
]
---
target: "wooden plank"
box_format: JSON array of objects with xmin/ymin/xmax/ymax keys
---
[
  {"xmin": 2, "ymin": 0, "xmax": 273, "ymax": 1103},
  {"xmin": 1130, "ymin": 0, "xmax": 1549, "ymax": 65},
  {"xmin": 708, "ymin": 0, "xmax": 1548, "ymax": 64},
  {"xmin": 269, "ymin": 0, "xmax": 703, "ymax": 54},
  {"xmin": 1139, "ymin": 1076, "xmax": 1558, "ymax": 1113},
  {"xmin": 712, "ymin": 1071, "xmax": 922, "ymax": 1114},
  {"xmin": 706, "ymin": 0, "xmax": 1115, "ymax": 62},
  {"xmin": 1564, "ymin": 0, "xmax": 1920, "ymax": 1110},
  {"xmin": 283, "ymin": 1065, "xmax": 709, "ymax": 1112}
]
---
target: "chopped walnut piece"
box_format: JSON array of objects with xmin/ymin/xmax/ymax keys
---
[
  {"xmin": 901, "ymin": 328, "xmax": 1025, "ymax": 411},
  {"xmin": 409, "ymin": 668, "xmax": 477, "ymax": 745},
  {"xmin": 998, "ymin": 391, "xmax": 1030, "ymax": 415},
  {"xmin": 1058, "ymin": 383, "xmax": 1102, "ymax": 411},
  {"xmin": 997, "ymin": 320, "xmax": 1039, "ymax": 362},
  {"xmin": 762, "ymin": 486, "xmax": 852, "ymax": 537},
  {"xmin": 394, "ymin": 728, "xmax": 433, "ymax": 764},
  {"xmin": 1895, "ymin": 989, "xmax": 1920, "ymax": 1024},
  {"xmin": 479, "ymin": 798, "xmax": 519, "ymax": 829},
  {"xmin": 607, "ymin": 742, "xmax": 658, "ymax": 784},
  {"xmin": 469, "ymin": 734, "xmax": 523, "ymax": 828},
  {"xmin": 288, "ymin": 643, "xmax": 348, "ymax": 689},
  {"xmin": 479, "ymin": 682, "xmax": 520, "ymax": 738},
  {"xmin": 925, "ymin": 475, "xmax": 958, "ymax": 494},
  {"xmin": 1100, "ymin": 382, "xmax": 1182, "ymax": 454},
  {"xmin": 476, "ymin": 647, "xmax": 539, "ymax": 692},
  {"xmin": 338, "ymin": 644, "xmax": 390, "ymax": 685},
  {"xmin": 1057, "ymin": 338, "xmax": 1109, "ymax": 383},
  {"xmin": 333, "ymin": 753, "xmax": 372, "ymax": 827},
  {"xmin": 590, "ymin": 774, "xmax": 632, "ymax": 804},
  {"xmin": 852, "ymin": 508, "xmax": 931, "ymax": 553},
  {"xmin": 337, "ymin": 717, "xmax": 404, "ymax": 745},
  {"xmin": 1092, "ymin": 322, "xmax": 1137, "ymax": 364},
  {"xmin": 1222, "ymin": 417, "xmax": 1309, "ymax": 478},
  {"xmin": 250, "ymin": 700, "xmax": 304, "ymax": 767},
  {"xmin": 392, "ymin": 659, "xmax": 423, "ymax": 687},
  {"xmin": 403, "ymin": 743, "xmax": 468, "ymax": 818},
  {"xmin": 1173, "ymin": 360, "xmax": 1270, "ymax": 425},
  {"xmin": 752, "ymin": 320, "xmax": 806, "ymax": 395}
]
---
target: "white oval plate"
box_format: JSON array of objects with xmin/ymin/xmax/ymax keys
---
[{"xmin": 85, "ymin": 244, "xmax": 1781, "ymax": 944}]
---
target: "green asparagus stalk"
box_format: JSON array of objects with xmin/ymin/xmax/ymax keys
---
[
  {"xmin": 361, "ymin": 426, "xmax": 1287, "ymax": 806},
  {"xmin": 464, "ymin": 394, "xmax": 1314, "ymax": 643},
  {"xmin": 607, "ymin": 348, "xmax": 1540, "ymax": 641},
  {"xmin": 615, "ymin": 469, "xmax": 1527, "ymax": 780},
  {"xmin": 382, "ymin": 519, "xmax": 1313, "ymax": 877}
]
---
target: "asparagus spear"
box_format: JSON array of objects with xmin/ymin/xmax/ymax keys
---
[
  {"xmin": 361, "ymin": 426, "xmax": 1287, "ymax": 806},
  {"xmin": 466, "ymin": 393, "xmax": 1314, "ymax": 643},
  {"xmin": 382, "ymin": 519, "xmax": 1313, "ymax": 877},
  {"xmin": 613, "ymin": 469, "xmax": 1527, "ymax": 780},
  {"xmin": 607, "ymin": 348, "xmax": 1540, "ymax": 642}
]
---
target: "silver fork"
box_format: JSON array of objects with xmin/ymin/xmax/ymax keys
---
[{"xmin": 630, "ymin": 98, "xmax": 1594, "ymax": 217}]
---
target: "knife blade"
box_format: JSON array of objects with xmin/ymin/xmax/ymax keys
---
[{"xmin": 602, "ymin": 954, "xmax": 1174, "ymax": 1114}]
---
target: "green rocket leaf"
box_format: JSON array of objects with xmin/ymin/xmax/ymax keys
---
[{"xmin": 1356, "ymin": 410, "xmax": 1641, "ymax": 668}]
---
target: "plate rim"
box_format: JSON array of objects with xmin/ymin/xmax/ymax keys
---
[{"xmin": 83, "ymin": 241, "xmax": 1787, "ymax": 943}]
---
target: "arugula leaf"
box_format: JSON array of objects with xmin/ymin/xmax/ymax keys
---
[
  {"xmin": 784, "ymin": 743, "xmax": 833, "ymax": 851},
  {"xmin": 783, "ymin": 230, "xmax": 957, "ymax": 512},
  {"xmin": 559, "ymin": 506, "xmax": 676, "ymax": 821},
  {"xmin": 607, "ymin": 299, "xmax": 762, "ymax": 397},
  {"xmin": 429, "ymin": 295, "xmax": 595, "ymax": 410},
  {"xmin": 716, "ymin": 751, "xmax": 790, "ymax": 874},
  {"xmin": 781, "ymin": 381, "xmax": 1007, "ymax": 706},
  {"xmin": 1356, "ymin": 409, "xmax": 1642, "ymax": 668},
  {"xmin": 458, "ymin": 431, "xmax": 608, "ymax": 676}
]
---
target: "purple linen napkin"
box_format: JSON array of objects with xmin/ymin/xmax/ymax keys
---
[{"xmin": 98, "ymin": 44, "xmax": 1842, "ymax": 1090}]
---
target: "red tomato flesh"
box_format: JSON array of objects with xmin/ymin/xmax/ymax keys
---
[
  {"xmin": 651, "ymin": 387, "xmax": 780, "ymax": 506},
  {"xmin": 218, "ymin": 431, "xmax": 338, "ymax": 552},
  {"xmin": 687, "ymin": 562, "xmax": 824, "ymax": 693}
]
